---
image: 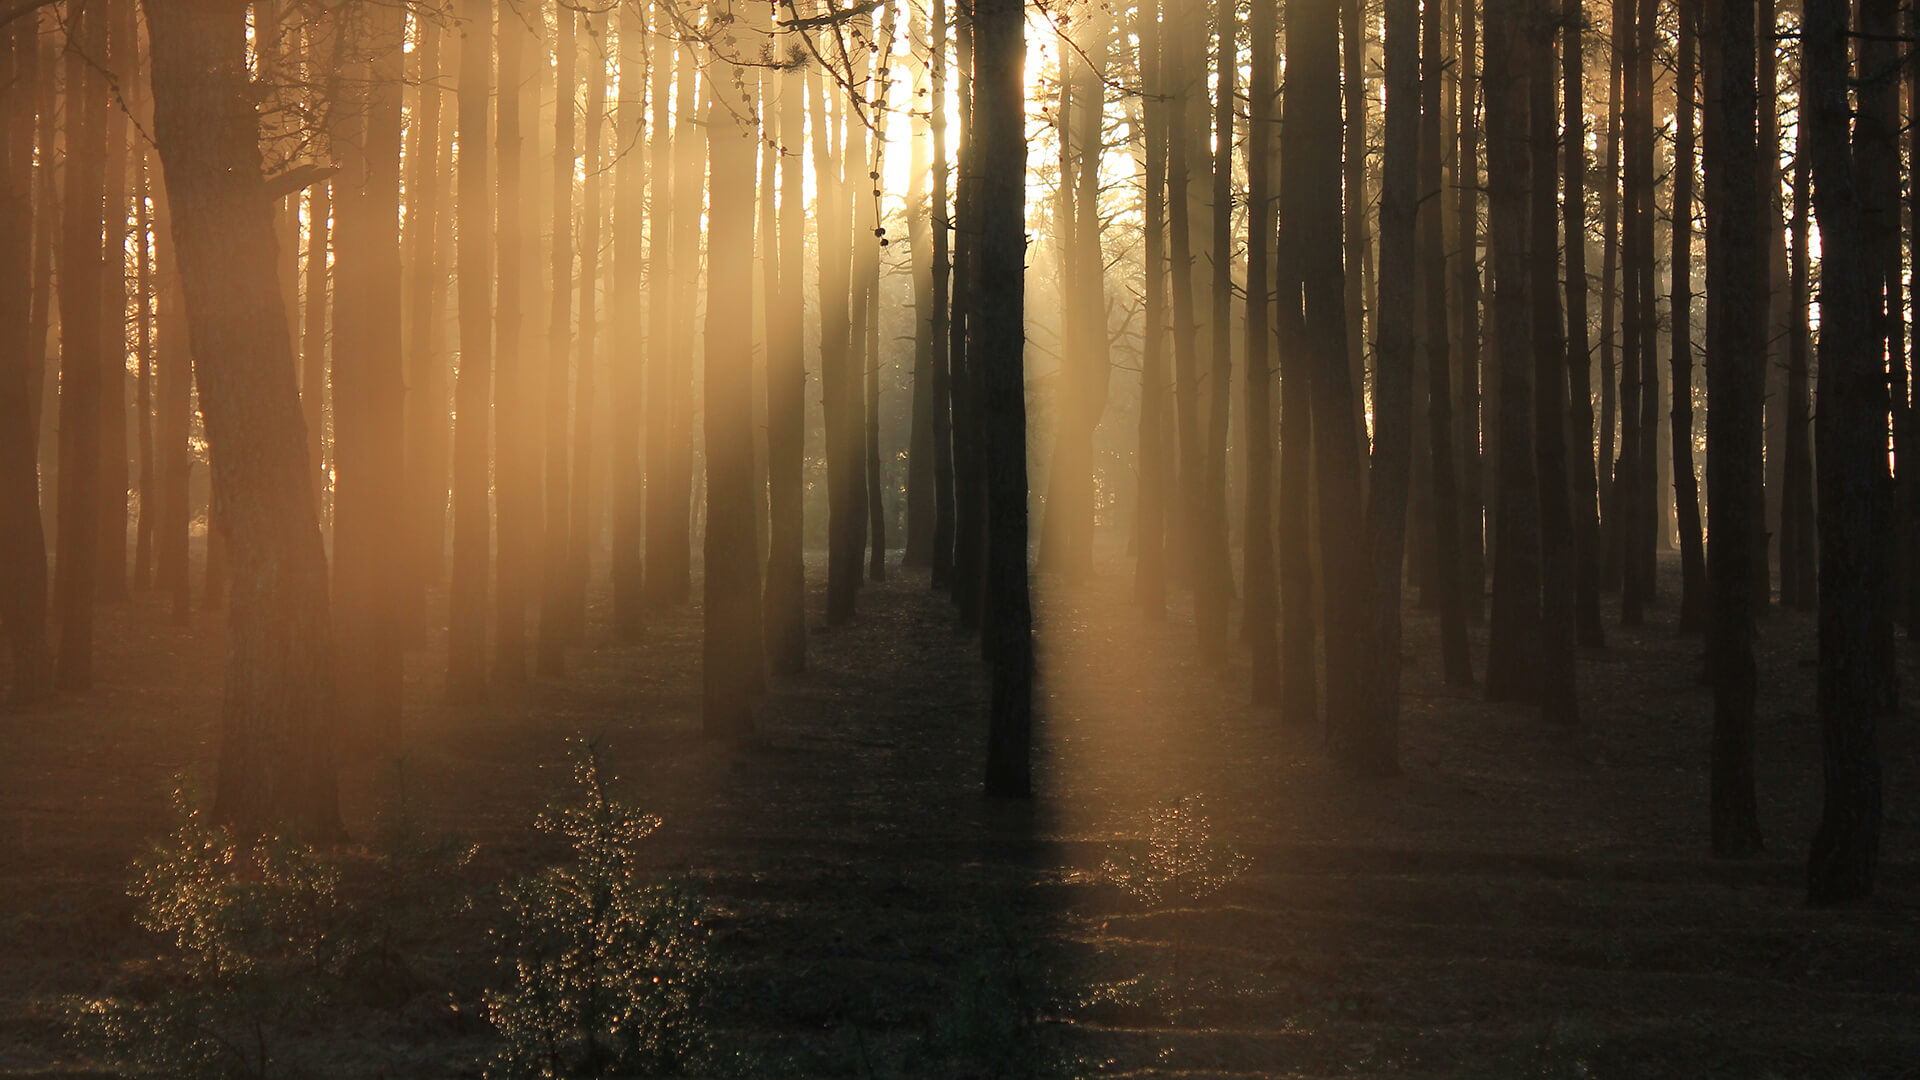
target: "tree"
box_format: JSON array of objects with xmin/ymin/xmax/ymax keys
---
[
  {"xmin": 402, "ymin": 15, "xmax": 449, "ymax": 641},
  {"xmin": 496, "ymin": 0, "xmax": 539, "ymax": 680},
  {"xmin": 1481, "ymin": 0, "xmax": 1542, "ymax": 703},
  {"xmin": 0, "ymin": 12, "xmax": 50, "ymax": 701},
  {"xmin": 56, "ymin": 0, "xmax": 107, "ymax": 691},
  {"xmin": 701, "ymin": 15, "xmax": 765, "ymax": 740},
  {"xmin": 1671, "ymin": 0, "xmax": 1709, "ymax": 636},
  {"xmin": 1423, "ymin": 0, "xmax": 1471, "ymax": 686},
  {"xmin": 1530, "ymin": 2, "xmax": 1576, "ymax": 727},
  {"xmin": 569, "ymin": 13, "xmax": 608, "ymax": 634},
  {"xmin": 1703, "ymin": 0, "xmax": 1764, "ymax": 859},
  {"xmin": 976, "ymin": 0, "xmax": 1032, "ymax": 798},
  {"xmin": 928, "ymin": 0, "xmax": 957, "ymax": 592},
  {"xmin": 540, "ymin": 7, "xmax": 579, "ymax": 676},
  {"xmin": 1243, "ymin": 0, "xmax": 1280, "ymax": 703},
  {"xmin": 1778, "ymin": 128, "xmax": 1814, "ymax": 610},
  {"xmin": 1804, "ymin": 0, "xmax": 1883, "ymax": 904},
  {"xmin": 1563, "ymin": 0, "xmax": 1604, "ymax": 648},
  {"xmin": 764, "ymin": 11, "xmax": 807, "ymax": 676},
  {"xmin": 609, "ymin": 7, "xmax": 648, "ymax": 643},
  {"xmin": 449, "ymin": 0, "xmax": 496, "ymax": 701},
  {"xmin": 144, "ymin": 0, "xmax": 341, "ymax": 839}
]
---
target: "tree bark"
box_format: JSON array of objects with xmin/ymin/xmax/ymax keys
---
[
  {"xmin": 1671, "ymin": 0, "xmax": 1709, "ymax": 636},
  {"xmin": 1424, "ymin": 0, "xmax": 1471, "ymax": 686},
  {"xmin": 495, "ymin": 2, "xmax": 537, "ymax": 680},
  {"xmin": 1563, "ymin": 0, "xmax": 1605, "ymax": 648},
  {"xmin": 538, "ymin": 10, "xmax": 577, "ymax": 676},
  {"xmin": 448, "ymin": 0, "xmax": 495, "ymax": 701},
  {"xmin": 1244, "ymin": 0, "xmax": 1280, "ymax": 703},
  {"xmin": 145, "ymin": 0, "xmax": 342, "ymax": 839},
  {"xmin": 1530, "ymin": 7, "xmax": 1577, "ymax": 726}
]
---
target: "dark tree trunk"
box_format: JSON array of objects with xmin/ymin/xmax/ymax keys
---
[
  {"xmin": 145, "ymin": 0, "xmax": 341, "ymax": 839},
  {"xmin": 1779, "ymin": 136, "xmax": 1814, "ymax": 610},
  {"xmin": 568, "ymin": 15, "xmax": 606, "ymax": 634},
  {"xmin": 1671, "ymin": 0, "xmax": 1709, "ymax": 636},
  {"xmin": 646, "ymin": 20, "xmax": 680, "ymax": 612},
  {"xmin": 156, "ymin": 161, "xmax": 194, "ymax": 624},
  {"xmin": 929, "ymin": 0, "xmax": 957, "ymax": 592},
  {"xmin": 495, "ymin": 6, "xmax": 536, "ymax": 680},
  {"xmin": 331, "ymin": 6, "xmax": 408, "ymax": 747},
  {"xmin": 1597, "ymin": 0, "xmax": 1623, "ymax": 590},
  {"xmin": 55, "ymin": 0, "xmax": 107, "ymax": 690},
  {"xmin": 1194, "ymin": 0, "xmax": 1236, "ymax": 661},
  {"xmin": 607, "ymin": 10, "xmax": 646, "ymax": 642},
  {"xmin": 904, "ymin": 6, "xmax": 936, "ymax": 573},
  {"xmin": 1423, "ymin": 0, "xmax": 1471, "ymax": 686},
  {"xmin": 1276, "ymin": 0, "xmax": 1320, "ymax": 723},
  {"xmin": 1631, "ymin": 0, "xmax": 1660, "ymax": 606},
  {"xmin": 1289, "ymin": 0, "xmax": 1370, "ymax": 741},
  {"xmin": 702, "ymin": 37, "xmax": 765, "ymax": 740},
  {"xmin": 975, "ymin": 0, "xmax": 1032, "ymax": 798},
  {"xmin": 866, "ymin": 1, "xmax": 898, "ymax": 585},
  {"xmin": 0, "ymin": 15, "xmax": 50, "ymax": 701},
  {"xmin": 1613, "ymin": 0, "xmax": 1647, "ymax": 624},
  {"xmin": 538, "ymin": 11, "xmax": 578, "ymax": 676},
  {"xmin": 1704, "ymin": 0, "xmax": 1765, "ymax": 858},
  {"xmin": 96, "ymin": 0, "xmax": 131, "ymax": 606},
  {"xmin": 1455, "ymin": 0, "xmax": 1485, "ymax": 609},
  {"xmin": 1356, "ymin": 0, "xmax": 1420, "ymax": 775},
  {"xmin": 765, "ymin": 25, "xmax": 807, "ymax": 675},
  {"xmin": 299, "ymin": 167, "xmax": 328, "ymax": 529},
  {"xmin": 821, "ymin": 44, "xmax": 866, "ymax": 625},
  {"xmin": 1563, "ymin": 0, "xmax": 1605, "ymax": 649},
  {"xmin": 402, "ymin": 18, "xmax": 447, "ymax": 643},
  {"xmin": 1530, "ymin": 8, "xmax": 1576, "ymax": 726},
  {"xmin": 134, "ymin": 147, "xmax": 156, "ymax": 593},
  {"xmin": 950, "ymin": 12, "xmax": 988, "ymax": 629},
  {"xmin": 1854, "ymin": 0, "xmax": 1900, "ymax": 706},
  {"xmin": 1164, "ymin": 8, "xmax": 1207, "ymax": 644},
  {"xmin": 1482, "ymin": 0, "xmax": 1542, "ymax": 703},
  {"xmin": 1804, "ymin": 0, "xmax": 1883, "ymax": 904},
  {"xmin": 448, "ymin": 0, "xmax": 495, "ymax": 701},
  {"xmin": 1134, "ymin": 4, "xmax": 1171, "ymax": 619},
  {"xmin": 1244, "ymin": 0, "xmax": 1279, "ymax": 703}
]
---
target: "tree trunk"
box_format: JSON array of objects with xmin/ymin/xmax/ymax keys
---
[
  {"xmin": 929, "ymin": 0, "xmax": 957, "ymax": 592},
  {"xmin": 568, "ymin": 13, "xmax": 606, "ymax": 634},
  {"xmin": 96, "ymin": 0, "xmax": 131, "ymax": 606},
  {"xmin": 447, "ymin": 0, "xmax": 495, "ymax": 701},
  {"xmin": 975, "ymin": 0, "xmax": 1032, "ymax": 799},
  {"xmin": 1423, "ymin": 0, "xmax": 1471, "ymax": 686},
  {"xmin": 1563, "ymin": 0, "xmax": 1605, "ymax": 648},
  {"xmin": 1804, "ymin": 0, "xmax": 1882, "ymax": 904},
  {"xmin": 607, "ymin": 10, "xmax": 646, "ymax": 642},
  {"xmin": 1671, "ymin": 0, "xmax": 1709, "ymax": 635},
  {"xmin": 0, "ymin": 14, "xmax": 51, "ymax": 700},
  {"xmin": 145, "ymin": 0, "xmax": 341, "ymax": 839},
  {"xmin": 764, "ymin": 21, "xmax": 807, "ymax": 675},
  {"xmin": 1195, "ymin": 0, "xmax": 1236, "ymax": 661},
  {"xmin": 538, "ymin": 10, "xmax": 578, "ymax": 676},
  {"xmin": 1779, "ymin": 133, "xmax": 1814, "ymax": 610},
  {"xmin": 867, "ymin": 0, "xmax": 899, "ymax": 584},
  {"xmin": 702, "ymin": 29, "xmax": 765, "ymax": 739},
  {"xmin": 495, "ymin": 3, "xmax": 537, "ymax": 680},
  {"xmin": 646, "ymin": 18, "xmax": 680, "ymax": 610},
  {"xmin": 55, "ymin": 0, "xmax": 107, "ymax": 690},
  {"xmin": 1277, "ymin": 0, "xmax": 1320, "ymax": 723},
  {"xmin": 1531, "ymin": 9, "xmax": 1577, "ymax": 726},
  {"xmin": 1455, "ymin": 0, "xmax": 1485, "ymax": 609},
  {"xmin": 156, "ymin": 160, "xmax": 194, "ymax": 624},
  {"xmin": 402, "ymin": 17, "xmax": 448, "ymax": 641},
  {"xmin": 904, "ymin": 4, "xmax": 936, "ymax": 572},
  {"xmin": 1244, "ymin": 0, "xmax": 1280, "ymax": 703},
  {"xmin": 1481, "ymin": 0, "xmax": 1542, "ymax": 703}
]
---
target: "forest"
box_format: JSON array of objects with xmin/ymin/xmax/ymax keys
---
[{"xmin": 0, "ymin": 0, "xmax": 1916, "ymax": 1074}]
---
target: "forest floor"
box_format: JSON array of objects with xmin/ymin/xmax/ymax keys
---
[{"xmin": 2, "ymin": 548, "xmax": 1918, "ymax": 1078}]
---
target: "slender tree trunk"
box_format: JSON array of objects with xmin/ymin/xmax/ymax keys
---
[
  {"xmin": 496, "ymin": 3, "xmax": 536, "ymax": 680},
  {"xmin": 867, "ymin": 1, "xmax": 899, "ymax": 584},
  {"xmin": 96, "ymin": 0, "xmax": 131, "ymax": 605},
  {"xmin": 608, "ymin": 8, "xmax": 647, "ymax": 642},
  {"xmin": 300, "ymin": 170, "xmax": 329, "ymax": 524},
  {"xmin": 1671, "ymin": 0, "xmax": 1710, "ymax": 635},
  {"xmin": 1856, "ymin": 0, "xmax": 1900, "ymax": 706},
  {"xmin": 1244, "ymin": 0, "xmax": 1280, "ymax": 703},
  {"xmin": 0, "ymin": 15, "xmax": 51, "ymax": 700},
  {"xmin": 1531, "ymin": 10, "xmax": 1577, "ymax": 726},
  {"xmin": 1705, "ymin": 0, "xmax": 1765, "ymax": 858},
  {"xmin": 1779, "ymin": 135, "xmax": 1814, "ymax": 610},
  {"xmin": 1276, "ymin": 0, "xmax": 1320, "ymax": 721},
  {"xmin": 134, "ymin": 147, "xmax": 156, "ymax": 592},
  {"xmin": 1455, "ymin": 0, "xmax": 1485, "ymax": 607},
  {"xmin": 447, "ymin": 0, "xmax": 495, "ymax": 701},
  {"xmin": 155, "ymin": 162, "xmax": 193, "ymax": 624},
  {"xmin": 1482, "ymin": 0, "xmax": 1542, "ymax": 703},
  {"xmin": 702, "ymin": 28, "xmax": 765, "ymax": 739},
  {"xmin": 929, "ymin": 0, "xmax": 956, "ymax": 591},
  {"xmin": 1804, "ymin": 0, "xmax": 1882, "ymax": 904},
  {"xmin": 539, "ymin": 11, "xmax": 578, "ymax": 675},
  {"xmin": 904, "ymin": 6, "xmax": 936, "ymax": 572},
  {"xmin": 818, "ymin": 51, "xmax": 862, "ymax": 624},
  {"xmin": 402, "ymin": 17, "xmax": 447, "ymax": 641},
  {"xmin": 1422, "ymin": 0, "xmax": 1470, "ymax": 685},
  {"xmin": 55, "ymin": 0, "xmax": 107, "ymax": 690},
  {"xmin": 1564, "ymin": 0, "xmax": 1605, "ymax": 648},
  {"xmin": 976, "ymin": 0, "xmax": 1032, "ymax": 798},
  {"xmin": 646, "ymin": 18, "xmax": 679, "ymax": 609},
  {"xmin": 145, "ymin": 0, "xmax": 342, "ymax": 839},
  {"xmin": 1342, "ymin": 0, "xmax": 1369, "ymax": 436},
  {"xmin": 1165, "ymin": 10, "xmax": 1206, "ymax": 636},
  {"xmin": 1290, "ymin": 0, "xmax": 1370, "ymax": 741},
  {"xmin": 951, "ymin": 11, "xmax": 987, "ymax": 627},
  {"xmin": 1194, "ymin": 0, "xmax": 1236, "ymax": 661},
  {"xmin": 764, "ymin": 24, "xmax": 807, "ymax": 675},
  {"xmin": 1631, "ymin": 0, "xmax": 1659, "ymax": 605},
  {"xmin": 569, "ymin": 13, "xmax": 606, "ymax": 633},
  {"xmin": 1598, "ymin": 0, "xmax": 1624, "ymax": 592}
]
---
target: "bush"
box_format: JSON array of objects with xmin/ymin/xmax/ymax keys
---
[{"xmin": 484, "ymin": 743, "xmax": 712, "ymax": 1079}]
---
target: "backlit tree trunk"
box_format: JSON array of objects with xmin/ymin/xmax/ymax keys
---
[{"xmin": 448, "ymin": 0, "xmax": 495, "ymax": 701}]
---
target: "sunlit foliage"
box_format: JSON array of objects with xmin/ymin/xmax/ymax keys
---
[{"xmin": 484, "ymin": 744, "xmax": 713, "ymax": 1079}]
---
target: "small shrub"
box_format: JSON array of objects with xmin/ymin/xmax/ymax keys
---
[{"xmin": 484, "ymin": 743, "xmax": 712, "ymax": 1079}]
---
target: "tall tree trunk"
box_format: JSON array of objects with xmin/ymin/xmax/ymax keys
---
[
  {"xmin": 1531, "ymin": 8, "xmax": 1577, "ymax": 726},
  {"xmin": 300, "ymin": 169, "xmax": 329, "ymax": 525},
  {"xmin": 764, "ymin": 20, "xmax": 807, "ymax": 675},
  {"xmin": 1135, "ymin": 9, "xmax": 1171, "ymax": 620},
  {"xmin": 145, "ymin": 0, "xmax": 341, "ymax": 839},
  {"xmin": 155, "ymin": 161, "xmax": 193, "ymax": 624},
  {"xmin": 1165, "ymin": 9, "xmax": 1206, "ymax": 635},
  {"xmin": 332, "ymin": 6, "xmax": 408, "ymax": 744},
  {"xmin": 1779, "ymin": 134, "xmax": 1814, "ymax": 610},
  {"xmin": 950, "ymin": 11, "xmax": 987, "ymax": 627},
  {"xmin": 1482, "ymin": 0, "xmax": 1542, "ymax": 703},
  {"xmin": 929, "ymin": 0, "xmax": 957, "ymax": 591},
  {"xmin": 975, "ymin": 0, "xmax": 1032, "ymax": 798},
  {"xmin": 448, "ymin": 0, "xmax": 495, "ymax": 701},
  {"xmin": 1856, "ymin": 0, "xmax": 1900, "ymax": 706},
  {"xmin": 134, "ymin": 147, "xmax": 156, "ymax": 592},
  {"xmin": 608, "ymin": 9, "xmax": 647, "ymax": 642},
  {"xmin": 1356, "ymin": 0, "xmax": 1420, "ymax": 774},
  {"xmin": 496, "ymin": 2, "xmax": 537, "ymax": 680},
  {"xmin": 645, "ymin": 18, "xmax": 679, "ymax": 608},
  {"xmin": 818, "ymin": 50, "xmax": 862, "ymax": 624},
  {"xmin": 538, "ymin": 9, "xmax": 578, "ymax": 676},
  {"xmin": 904, "ymin": 5, "xmax": 936, "ymax": 572},
  {"xmin": 1342, "ymin": 0, "xmax": 1369, "ymax": 441},
  {"xmin": 55, "ymin": 0, "xmax": 107, "ymax": 690},
  {"xmin": 1455, "ymin": 0, "xmax": 1485, "ymax": 606},
  {"xmin": 1244, "ymin": 0, "xmax": 1280, "ymax": 702},
  {"xmin": 568, "ymin": 13, "xmax": 606, "ymax": 633},
  {"xmin": 402, "ymin": 17, "xmax": 447, "ymax": 641},
  {"xmin": 702, "ymin": 27, "xmax": 765, "ymax": 739},
  {"xmin": 1289, "ymin": 0, "xmax": 1370, "ymax": 741},
  {"xmin": 1631, "ymin": 0, "xmax": 1660, "ymax": 607},
  {"xmin": 96, "ymin": 0, "xmax": 131, "ymax": 605},
  {"xmin": 1597, "ymin": 0, "xmax": 1623, "ymax": 592},
  {"xmin": 1195, "ymin": 0, "xmax": 1236, "ymax": 661},
  {"xmin": 1422, "ymin": 0, "xmax": 1470, "ymax": 685},
  {"xmin": 867, "ymin": 0, "xmax": 899, "ymax": 584},
  {"xmin": 1672, "ymin": 0, "xmax": 1710, "ymax": 635},
  {"xmin": 1804, "ymin": 0, "xmax": 1882, "ymax": 904},
  {"xmin": 0, "ymin": 15, "xmax": 51, "ymax": 700},
  {"xmin": 1563, "ymin": 0, "xmax": 1605, "ymax": 648},
  {"xmin": 1705, "ymin": 0, "xmax": 1765, "ymax": 858}
]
